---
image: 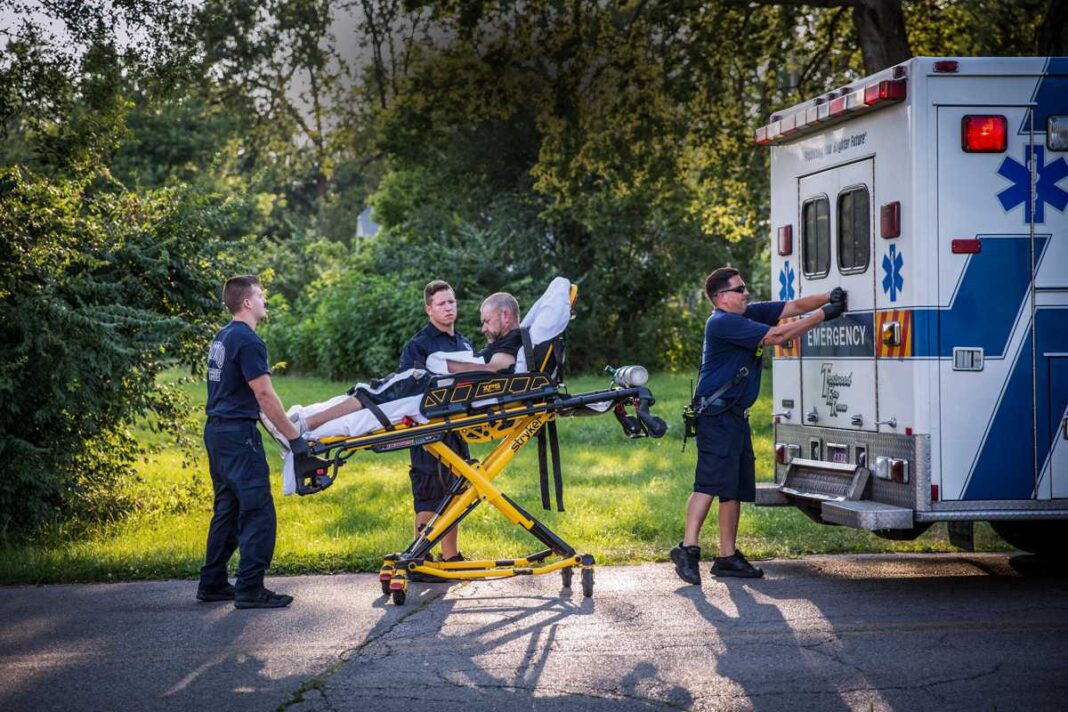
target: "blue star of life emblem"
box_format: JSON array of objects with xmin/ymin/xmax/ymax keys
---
[
  {"xmin": 997, "ymin": 145, "xmax": 1068, "ymax": 223},
  {"xmin": 778, "ymin": 261, "xmax": 795, "ymax": 301},
  {"xmin": 882, "ymin": 244, "xmax": 903, "ymax": 302}
]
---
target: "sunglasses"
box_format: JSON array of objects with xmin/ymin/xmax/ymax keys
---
[{"xmin": 716, "ymin": 284, "xmax": 749, "ymax": 295}]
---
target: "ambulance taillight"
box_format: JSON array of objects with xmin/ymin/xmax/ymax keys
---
[
  {"xmin": 775, "ymin": 443, "xmax": 800, "ymax": 465},
  {"xmin": 961, "ymin": 115, "xmax": 1007, "ymax": 153}
]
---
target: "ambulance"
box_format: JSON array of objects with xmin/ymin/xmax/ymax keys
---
[{"xmin": 754, "ymin": 57, "xmax": 1068, "ymax": 556}]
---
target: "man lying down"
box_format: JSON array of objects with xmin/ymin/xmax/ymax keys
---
[{"xmin": 264, "ymin": 278, "xmax": 572, "ymax": 495}]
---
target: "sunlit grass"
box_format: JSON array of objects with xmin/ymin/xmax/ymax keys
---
[{"xmin": 0, "ymin": 370, "xmax": 1007, "ymax": 584}]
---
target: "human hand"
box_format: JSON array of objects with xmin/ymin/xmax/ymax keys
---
[
  {"xmin": 289, "ymin": 436, "xmax": 311, "ymax": 457},
  {"xmin": 821, "ymin": 301, "xmax": 846, "ymax": 321}
]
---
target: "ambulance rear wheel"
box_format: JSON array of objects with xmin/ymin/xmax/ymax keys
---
[
  {"xmin": 991, "ymin": 521, "xmax": 1068, "ymax": 559},
  {"xmin": 581, "ymin": 568, "xmax": 594, "ymax": 598},
  {"xmin": 391, "ymin": 589, "xmax": 406, "ymax": 606},
  {"xmin": 561, "ymin": 567, "xmax": 573, "ymax": 588}
]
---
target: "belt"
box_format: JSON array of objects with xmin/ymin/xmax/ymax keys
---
[
  {"xmin": 695, "ymin": 397, "xmax": 750, "ymax": 419},
  {"xmin": 206, "ymin": 416, "xmax": 257, "ymax": 425}
]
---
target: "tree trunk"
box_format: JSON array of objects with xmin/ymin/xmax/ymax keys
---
[
  {"xmin": 850, "ymin": 0, "xmax": 911, "ymax": 74},
  {"xmin": 1039, "ymin": 0, "xmax": 1068, "ymax": 55}
]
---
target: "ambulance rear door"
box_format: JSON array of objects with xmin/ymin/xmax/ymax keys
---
[{"xmin": 797, "ymin": 158, "xmax": 878, "ymax": 444}]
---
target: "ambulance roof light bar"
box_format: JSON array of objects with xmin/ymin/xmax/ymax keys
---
[{"xmin": 754, "ymin": 78, "xmax": 907, "ymax": 146}]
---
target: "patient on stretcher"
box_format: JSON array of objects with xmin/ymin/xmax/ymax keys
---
[{"xmin": 263, "ymin": 279, "xmax": 572, "ymax": 494}]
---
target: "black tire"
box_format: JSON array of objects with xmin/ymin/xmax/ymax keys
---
[
  {"xmin": 991, "ymin": 520, "xmax": 1068, "ymax": 558},
  {"xmin": 561, "ymin": 567, "xmax": 573, "ymax": 588},
  {"xmin": 391, "ymin": 588, "xmax": 407, "ymax": 606},
  {"xmin": 581, "ymin": 567, "xmax": 594, "ymax": 598},
  {"xmin": 380, "ymin": 579, "xmax": 391, "ymax": 596}
]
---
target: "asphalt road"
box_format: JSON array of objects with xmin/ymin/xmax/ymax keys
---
[{"xmin": 2, "ymin": 554, "xmax": 1066, "ymax": 711}]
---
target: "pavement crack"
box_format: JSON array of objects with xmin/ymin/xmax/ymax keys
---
[{"xmin": 276, "ymin": 589, "xmax": 446, "ymax": 712}]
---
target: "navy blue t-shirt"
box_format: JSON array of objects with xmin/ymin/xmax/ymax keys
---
[
  {"xmin": 399, "ymin": 323, "xmax": 473, "ymax": 370},
  {"xmin": 695, "ymin": 301, "xmax": 785, "ymax": 408},
  {"xmin": 206, "ymin": 321, "xmax": 271, "ymax": 419}
]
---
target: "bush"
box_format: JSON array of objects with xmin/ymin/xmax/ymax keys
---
[
  {"xmin": 0, "ymin": 167, "xmax": 235, "ymax": 538},
  {"xmin": 263, "ymin": 269, "xmax": 429, "ymax": 381}
]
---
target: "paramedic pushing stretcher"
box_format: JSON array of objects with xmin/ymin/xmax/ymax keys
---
[
  {"xmin": 198, "ymin": 275, "xmax": 310, "ymax": 609},
  {"xmin": 671, "ymin": 267, "xmax": 846, "ymax": 583}
]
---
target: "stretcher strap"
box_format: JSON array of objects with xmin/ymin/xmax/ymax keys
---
[
  {"xmin": 352, "ymin": 388, "xmax": 394, "ymax": 431},
  {"xmin": 537, "ymin": 421, "xmax": 564, "ymax": 512},
  {"xmin": 520, "ymin": 326, "xmax": 536, "ymax": 376}
]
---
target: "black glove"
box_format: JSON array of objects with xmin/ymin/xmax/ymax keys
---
[
  {"xmin": 821, "ymin": 301, "xmax": 846, "ymax": 321},
  {"xmin": 829, "ymin": 287, "xmax": 846, "ymax": 304},
  {"xmin": 289, "ymin": 436, "xmax": 311, "ymax": 457}
]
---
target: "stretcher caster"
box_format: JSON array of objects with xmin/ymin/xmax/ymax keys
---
[
  {"xmin": 380, "ymin": 578, "xmax": 391, "ymax": 596},
  {"xmin": 561, "ymin": 567, "xmax": 573, "ymax": 588},
  {"xmin": 581, "ymin": 567, "xmax": 594, "ymax": 598},
  {"xmin": 391, "ymin": 589, "xmax": 406, "ymax": 606}
]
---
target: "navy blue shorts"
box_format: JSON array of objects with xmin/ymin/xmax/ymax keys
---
[
  {"xmin": 409, "ymin": 432, "xmax": 468, "ymax": 513},
  {"xmin": 693, "ymin": 411, "xmax": 755, "ymax": 502}
]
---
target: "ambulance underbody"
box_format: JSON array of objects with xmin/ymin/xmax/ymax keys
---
[{"xmin": 755, "ymin": 57, "xmax": 1068, "ymax": 556}]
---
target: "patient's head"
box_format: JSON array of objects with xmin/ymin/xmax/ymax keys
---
[
  {"xmin": 424, "ymin": 280, "xmax": 457, "ymax": 332},
  {"xmin": 479, "ymin": 292, "xmax": 520, "ymax": 342}
]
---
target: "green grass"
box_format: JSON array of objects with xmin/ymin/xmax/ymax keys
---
[{"xmin": 0, "ymin": 371, "xmax": 1007, "ymax": 584}]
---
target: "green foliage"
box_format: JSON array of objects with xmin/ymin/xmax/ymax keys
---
[
  {"xmin": 262, "ymin": 264, "xmax": 429, "ymax": 380},
  {"xmin": 0, "ymin": 166, "xmax": 237, "ymax": 537}
]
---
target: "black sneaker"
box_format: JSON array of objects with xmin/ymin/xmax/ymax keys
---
[
  {"xmin": 442, "ymin": 552, "xmax": 465, "ymax": 563},
  {"xmin": 669, "ymin": 542, "xmax": 702, "ymax": 585},
  {"xmin": 710, "ymin": 550, "xmax": 764, "ymax": 579},
  {"xmin": 196, "ymin": 583, "xmax": 235, "ymax": 602},
  {"xmin": 234, "ymin": 588, "xmax": 294, "ymax": 609}
]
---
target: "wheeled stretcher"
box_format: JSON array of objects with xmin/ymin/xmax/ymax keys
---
[{"xmin": 290, "ymin": 286, "xmax": 667, "ymax": 605}]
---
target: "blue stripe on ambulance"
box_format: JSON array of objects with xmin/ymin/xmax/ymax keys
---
[
  {"xmin": 962, "ymin": 308, "xmax": 1068, "ymax": 500},
  {"xmin": 910, "ymin": 235, "xmax": 1049, "ymax": 358}
]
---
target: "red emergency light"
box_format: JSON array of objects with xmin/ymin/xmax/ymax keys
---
[
  {"xmin": 777, "ymin": 224, "xmax": 793, "ymax": 255},
  {"xmin": 962, "ymin": 115, "xmax": 1007, "ymax": 153}
]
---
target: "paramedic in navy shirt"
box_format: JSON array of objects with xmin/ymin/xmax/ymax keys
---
[
  {"xmin": 198, "ymin": 275, "xmax": 310, "ymax": 609},
  {"xmin": 399, "ymin": 281, "xmax": 474, "ymax": 562},
  {"xmin": 670, "ymin": 267, "xmax": 846, "ymax": 583}
]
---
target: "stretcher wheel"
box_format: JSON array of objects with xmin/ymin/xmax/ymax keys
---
[
  {"xmin": 581, "ymin": 568, "xmax": 594, "ymax": 598},
  {"xmin": 561, "ymin": 567, "xmax": 573, "ymax": 588},
  {"xmin": 391, "ymin": 589, "xmax": 406, "ymax": 606},
  {"xmin": 380, "ymin": 579, "xmax": 391, "ymax": 596}
]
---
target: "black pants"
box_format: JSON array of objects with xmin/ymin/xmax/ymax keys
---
[{"xmin": 199, "ymin": 420, "xmax": 276, "ymax": 594}]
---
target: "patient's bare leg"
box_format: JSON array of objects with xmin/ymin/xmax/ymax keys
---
[{"xmin": 305, "ymin": 396, "xmax": 363, "ymax": 432}]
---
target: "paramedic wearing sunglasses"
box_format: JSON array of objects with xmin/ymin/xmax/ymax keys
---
[
  {"xmin": 198, "ymin": 275, "xmax": 310, "ymax": 609},
  {"xmin": 670, "ymin": 267, "xmax": 846, "ymax": 583}
]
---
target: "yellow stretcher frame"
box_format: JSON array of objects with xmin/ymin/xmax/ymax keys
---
[
  {"xmin": 299, "ymin": 382, "xmax": 666, "ymax": 605},
  {"xmin": 295, "ymin": 284, "xmax": 666, "ymax": 605}
]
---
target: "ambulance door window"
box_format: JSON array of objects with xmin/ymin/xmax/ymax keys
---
[
  {"xmin": 802, "ymin": 196, "xmax": 830, "ymax": 278},
  {"xmin": 837, "ymin": 186, "xmax": 870, "ymax": 273}
]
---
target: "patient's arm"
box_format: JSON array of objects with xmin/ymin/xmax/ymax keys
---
[
  {"xmin": 304, "ymin": 395, "xmax": 362, "ymax": 432},
  {"xmin": 447, "ymin": 352, "xmax": 516, "ymax": 373}
]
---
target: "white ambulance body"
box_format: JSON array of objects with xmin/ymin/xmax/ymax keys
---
[{"xmin": 755, "ymin": 57, "xmax": 1068, "ymax": 554}]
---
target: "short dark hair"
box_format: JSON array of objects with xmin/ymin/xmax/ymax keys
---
[
  {"xmin": 223, "ymin": 275, "xmax": 261, "ymax": 314},
  {"xmin": 424, "ymin": 280, "xmax": 454, "ymax": 305},
  {"xmin": 704, "ymin": 267, "xmax": 740, "ymax": 304}
]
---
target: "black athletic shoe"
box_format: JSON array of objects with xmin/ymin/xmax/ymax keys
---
[
  {"xmin": 234, "ymin": 588, "xmax": 294, "ymax": 609},
  {"xmin": 442, "ymin": 552, "xmax": 465, "ymax": 563},
  {"xmin": 710, "ymin": 550, "xmax": 764, "ymax": 579},
  {"xmin": 196, "ymin": 583, "xmax": 235, "ymax": 602},
  {"xmin": 670, "ymin": 542, "xmax": 702, "ymax": 585}
]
